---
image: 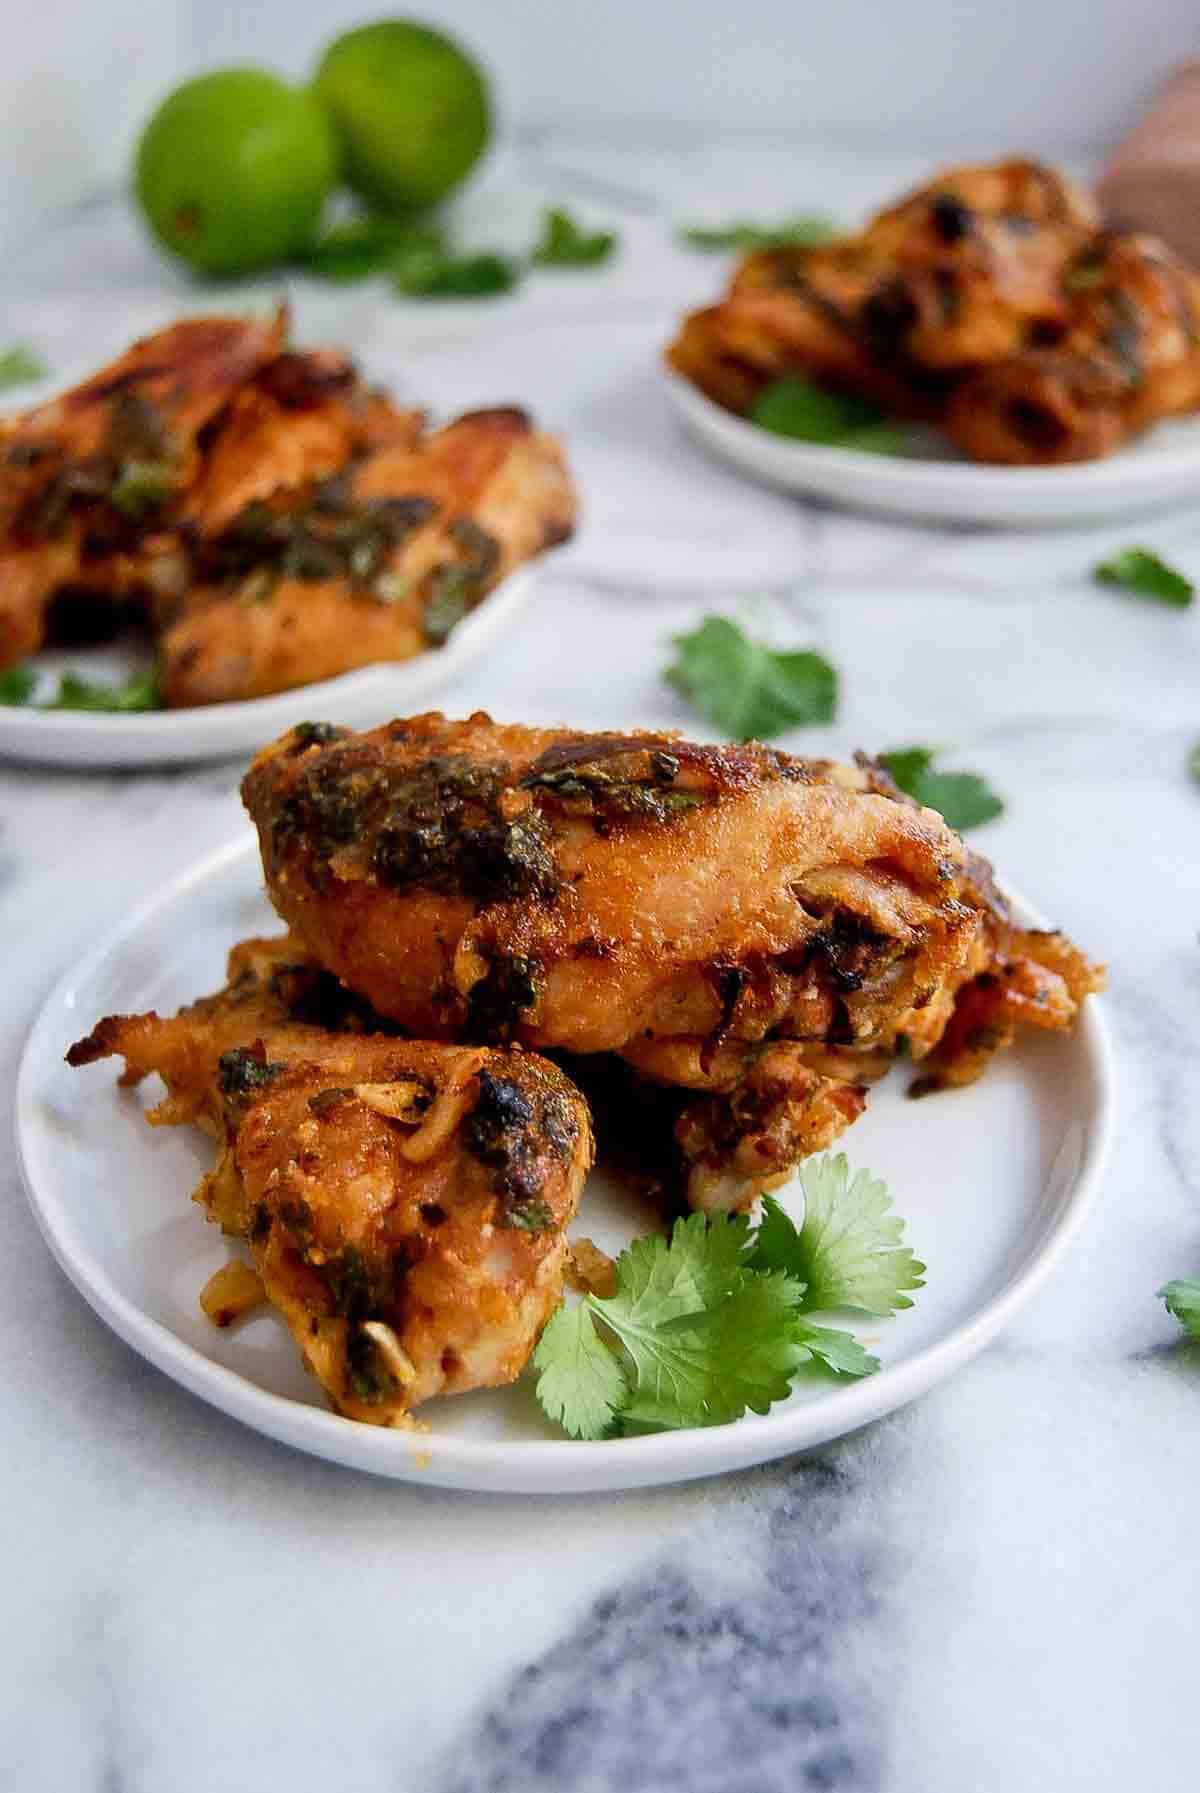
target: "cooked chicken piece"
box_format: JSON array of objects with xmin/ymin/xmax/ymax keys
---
[
  {"xmin": 242, "ymin": 714, "xmax": 1103, "ymax": 1210},
  {"xmin": 157, "ymin": 408, "xmax": 576, "ymax": 706},
  {"xmin": 67, "ymin": 935, "xmax": 593, "ymax": 1425},
  {"xmin": 667, "ymin": 159, "xmax": 1099, "ymax": 418},
  {"xmin": 944, "ymin": 231, "xmax": 1200, "ymax": 462}
]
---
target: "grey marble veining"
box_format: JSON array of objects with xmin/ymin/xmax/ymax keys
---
[{"xmin": 3, "ymin": 137, "xmax": 1200, "ymax": 1793}]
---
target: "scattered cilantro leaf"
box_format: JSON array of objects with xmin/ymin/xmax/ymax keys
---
[
  {"xmin": 393, "ymin": 247, "xmax": 518, "ymax": 299},
  {"xmin": 681, "ymin": 215, "xmax": 836, "ymax": 252},
  {"xmin": 110, "ymin": 459, "xmax": 173, "ymax": 520},
  {"xmin": 1160, "ymin": 1278, "xmax": 1200, "ymax": 1341},
  {"xmin": 42, "ymin": 668, "xmax": 160, "ymax": 712},
  {"xmin": 747, "ymin": 1166, "xmax": 925, "ymax": 1315},
  {"xmin": 1094, "ymin": 548, "xmax": 1193, "ymax": 608},
  {"xmin": 749, "ymin": 376, "xmax": 907, "ymax": 454},
  {"xmin": 300, "ymin": 217, "xmax": 444, "ymax": 281},
  {"xmin": 0, "ymin": 663, "xmax": 36, "ymax": 705},
  {"xmin": 533, "ymin": 1302, "xmax": 629, "ymax": 1438},
  {"xmin": 534, "ymin": 1163, "xmax": 918, "ymax": 1440},
  {"xmin": 879, "ymin": 745, "xmax": 1004, "ymax": 832},
  {"xmin": 0, "ymin": 345, "xmax": 46, "ymax": 390},
  {"xmin": 531, "ymin": 206, "xmax": 617, "ymax": 268},
  {"xmin": 665, "ymin": 616, "xmax": 837, "ymax": 740},
  {"xmin": 1189, "ymin": 742, "xmax": 1200, "ymax": 785}
]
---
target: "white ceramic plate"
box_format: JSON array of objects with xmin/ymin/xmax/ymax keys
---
[
  {"xmin": 663, "ymin": 367, "xmax": 1200, "ymax": 528},
  {"xmin": 17, "ymin": 833, "xmax": 1113, "ymax": 1494},
  {"xmin": 0, "ymin": 567, "xmax": 534, "ymax": 769}
]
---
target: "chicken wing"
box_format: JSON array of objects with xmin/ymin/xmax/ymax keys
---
[
  {"xmin": 157, "ymin": 408, "xmax": 576, "ymax": 706},
  {"xmin": 67, "ymin": 934, "xmax": 593, "ymax": 1425},
  {"xmin": 241, "ymin": 714, "xmax": 1102, "ymax": 1210}
]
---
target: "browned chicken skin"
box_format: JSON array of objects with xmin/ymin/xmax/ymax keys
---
[
  {"xmin": 241, "ymin": 713, "xmax": 1103, "ymax": 1211},
  {"xmin": 668, "ymin": 156, "xmax": 1200, "ymax": 463},
  {"xmin": 0, "ymin": 312, "xmax": 576, "ymax": 695},
  {"xmin": 68, "ymin": 935, "xmax": 593, "ymax": 1425}
]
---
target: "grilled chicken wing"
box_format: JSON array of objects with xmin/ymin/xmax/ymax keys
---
[
  {"xmin": 158, "ymin": 407, "xmax": 575, "ymax": 706},
  {"xmin": 241, "ymin": 714, "xmax": 1103, "ymax": 1210},
  {"xmin": 68, "ymin": 935, "xmax": 593, "ymax": 1424}
]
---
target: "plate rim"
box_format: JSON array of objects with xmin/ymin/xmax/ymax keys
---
[
  {"xmin": 662, "ymin": 364, "xmax": 1200, "ymax": 499},
  {"xmin": 16, "ymin": 832, "xmax": 1116, "ymax": 1494}
]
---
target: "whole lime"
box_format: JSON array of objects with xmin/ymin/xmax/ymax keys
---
[
  {"xmin": 135, "ymin": 69, "xmax": 338, "ymax": 277},
  {"xmin": 313, "ymin": 20, "xmax": 491, "ymax": 214}
]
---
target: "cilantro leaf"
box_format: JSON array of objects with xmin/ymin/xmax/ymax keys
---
[
  {"xmin": 747, "ymin": 1165, "xmax": 925, "ymax": 1315},
  {"xmin": 533, "ymin": 1302, "xmax": 629, "ymax": 1438},
  {"xmin": 0, "ymin": 663, "xmax": 36, "ymax": 705},
  {"xmin": 300, "ymin": 217, "xmax": 444, "ymax": 281},
  {"xmin": 1094, "ymin": 548, "xmax": 1194, "ymax": 608},
  {"xmin": 42, "ymin": 669, "xmax": 160, "ymax": 712},
  {"xmin": 1160, "ymin": 1278, "xmax": 1200, "ymax": 1341},
  {"xmin": 681, "ymin": 216, "xmax": 836, "ymax": 252},
  {"xmin": 879, "ymin": 745, "xmax": 1004, "ymax": 832},
  {"xmin": 393, "ymin": 247, "xmax": 518, "ymax": 299},
  {"xmin": 749, "ymin": 376, "xmax": 907, "ymax": 454},
  {"xmin": 1189, "ymin": 742, "xmax": 1200, "ymax": 785},
  {"xmin": 531, "ymin": 206, "xmax": 617, "ymax": 268},
  {"xmin": 665, "ymin": 616, "xmax": 837, "ymax": 740},
  {"xmin": 0, "ymin": 345, "xmax": 46, "ymax": 390},
  {"xmin": 110, "ymin": 459, "xmax": 173, "ymax": 520},
  {"xmin": 793, "ymin": 1322, "xmax": 879, "ymax": 1378}
]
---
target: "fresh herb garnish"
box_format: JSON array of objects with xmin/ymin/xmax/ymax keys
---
[
  {"xmin": 1160, "ymin": 1279, "xmax": 1200, "ymax": 1341},
  {"xmin": 0, "ymin": 345, "xmax": 46, "ymax": 390},
  {"xmin": 1189, "ymin": 742, "xmax": 1200, "ymax": 784},
  {"xmin": 749, "ymin": 375, "xmax": 906, "ymax": 453},
  {"xmin": 300, "ymin": 217, "xmax": 444, "ymax": 281},
  {"xmin": 109, "ymin": 459, "xmax": 173, "ymax": 520},
  {"xmin": 1094, "ymin": 548, "xmax": 1194, "ymax": 608},
  {"xmin": 42, "ymin": 669, "xmax": 161, "ymax": 713},
  {"xmin": 665, "ymin": 615, "xmax": 837, "ymax": 740},
  {"xmin": 680, "ymin": 216, "xmax": 836, "ymax": 252},
  {"xmin": 393, "ymin": 247, "xmax": 518, "ymax": 299},
  {"xmin": 533, "ymin": 1154, "xmax": 920, "ymax": 1438},
  {"xmin": 0, "ymin": 664, "xmax": 36, "ymax": 705},
  {"xmin": 531, "ymin": 206, "xmax": 617, "ymax": 268},
  {"xmin": 879, "ymin": 745, "xmax": 1004, "ymax": 832}
]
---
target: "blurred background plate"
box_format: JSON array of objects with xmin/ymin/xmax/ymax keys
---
[
  {"xmin": 17, "ymin": 834, "xmax": 1114, "ymax": 1494},
  {"xmin": 663, "ymin": 366, "xmax": 1200, "ymax": 527}
]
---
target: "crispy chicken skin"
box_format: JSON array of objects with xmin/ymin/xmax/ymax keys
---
[
  {"xmin": 668, "ymin": 156, "xmax": 1200, "ymax": 462},
  {"xmin": 241, "ymin": 713, "xmax": 1103, "ymax": 1210},
  {"xmin": 158, "ymin": 408, "xmax": 576, "ymax": 706},
  {"xmin": 67, "ymin": 935, "xmax": 593, "ymax": 1424}
]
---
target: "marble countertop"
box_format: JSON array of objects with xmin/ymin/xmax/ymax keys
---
[{"xmin": 3, "ymin": 137, "xmax": 1200, "ymax": 1792}]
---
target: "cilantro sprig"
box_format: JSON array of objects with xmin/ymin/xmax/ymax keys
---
[
  {"xmin": 532, "ymin": 206, "xmax": 617, "ymax": 268},
  {"xmin": 1160, "ymin": 1279, "xmax": 1200, "ymax": 1341},
  {"xmin": 681, "ymin": 216, "xmax": 836, "ymax": 252},
  {"xmin": 299, "ymin": 217, "xmax": 445, "ymax": 282},
  {"xmin": 749, "ymin": 376, "xmax": 907, "ymax": 454},
  {"xmin": 879, "ymin": 745, "xmax": 1004, "ymax": 832},
  {"xmin": 0, "ymin": 345, "xmax": 46, "ymax": 390},
  {"xmin": 665, "ymin": 616, "xmax": 837, "ymax": 741},
  {"xmin": 0, "ymin": 664, "xmax": 160, "ymax": 713},
  {"xmin": 1094, "ymin": 548, "xmax": 1193, "ymax": 608},
  {"xmin": 534, "ymin": 1154, "xmax": 922, "ymax": 1439}
]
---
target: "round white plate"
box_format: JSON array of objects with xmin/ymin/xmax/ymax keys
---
[
  {"xmin": 0, "ymin": 567, "xmax": 534, "ymax": 769},
  {"xmin": 663, "ymin": 367, "xmax": 1200, "ymax": 528},
  {"xmin": 17, "ymin": 833, "xmax": 1113, "ymax": 1494}
]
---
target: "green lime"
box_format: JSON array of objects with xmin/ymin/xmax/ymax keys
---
[
  {"xmin": 313, "ymin": 20, "xmax": 491, "ymax": 214},
  {"xmin": 135, "ymin": 69, "xmax": 338, "ymax": 277}
]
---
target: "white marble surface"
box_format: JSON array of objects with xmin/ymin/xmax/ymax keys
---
[{"xmin": 4, "ymin": 140, "xmax": 1200, "ymax": 1791}]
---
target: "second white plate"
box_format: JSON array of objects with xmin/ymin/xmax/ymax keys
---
[
  {"xmin": 17, "ymin": 833, "xmax": 1113, "ymax": 1494},
  {"xmin": 664, "ymin": 367, "xmax": 1200, "ymax": 527}
]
